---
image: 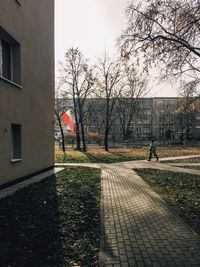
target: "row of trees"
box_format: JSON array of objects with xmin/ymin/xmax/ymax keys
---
[
  {"xmin": 56, "ymin": 0, "xmax": 200, "ymax": 152},
  {"xmin": 55, "ymin": 48, "xmax": 148, "ymax": 152}
]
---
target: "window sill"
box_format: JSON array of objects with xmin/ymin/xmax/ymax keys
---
[
  {"xmin": 11, "ymin": 159, "xmax": 22, "ymax": 163},
  {"xmin": 0, "ymin": 76, "xmax": 22, "ymax": 89}
]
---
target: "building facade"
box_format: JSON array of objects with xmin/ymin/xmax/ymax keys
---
[
  {"xmin": 0, "ymin": 0, "xmax": 54, "ymax": 187},
  {"xmin": 152, "ymin": 98, "xmax": 200, "ymax": 143},
  {"xmin": 125, "ymin": 97, "xmax": 200, "ymax": 143},
  {"xmin": 57, "ymin": 97, "xmax": 200, "ymax": 145}
]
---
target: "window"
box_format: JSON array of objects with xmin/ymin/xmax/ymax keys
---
[
  {"xmin": 11, "ymin": 124, "xmax": 22, "ymax": 161},
  {"xmin": 147, "ymin": 109, "xmax": 151, "ymax": 115},
  {"xmin": 143, "ymin": 100, "xmax": 151, "ymax": 107},
  {"xmin": 0, "ymin": 27, "xmax": 21, "ymax": 85},
  {"xmin": 144, "ymin": 109, "xmax": 152, "ymax": 115},
  {"xmin": 144, "ymin": 127, "xmax": 151, "ymax": 133},
  {"xmin": 144, "ymin": 118, "xmax": 151, "ymax": 124},
  {"xmin": 1, "ymin": 39, "xmax": 11, "ymax": 80},
  {"xmin": 137, "ymin": 119, "xmax": 142, "ymax": 124},
  {"xmin": 89, "ymin": 125, "xmax": 96, "ymax": 132}
]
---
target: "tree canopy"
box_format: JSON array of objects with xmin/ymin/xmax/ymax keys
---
[{"xmin": 119, "ymin": 0, "xmax": 200, "ymax": 82}]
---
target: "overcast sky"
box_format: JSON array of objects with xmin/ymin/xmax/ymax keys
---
[
  {"xmin": 55, "ymin": 0, "xmax": 178, "ymax": 97},
  {"xmin": 55, "ymin": 0, "xmax": 128, "ymax": 62}
]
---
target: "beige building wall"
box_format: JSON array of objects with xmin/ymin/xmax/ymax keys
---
[{"xmin": 0, "ymin": 0, "xmax": 54, "ymax": 186}]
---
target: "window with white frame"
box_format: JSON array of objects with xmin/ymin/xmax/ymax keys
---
[
  {"xmin": 130, "ymin": 121, "xmax": 134, "ymax": 128},
  {"xmin": 147, "ymin": 109, "xmax": 152, "ymax": 115},
  {"xmin": 143, "ymin": 118, "xmax": 151, "ymax": 124},
  {"xmin": 11, "ymin": 124, "xmax": 22, "ymax": 161},
  {"xmin": 144, "ymin": 109, "xmax": 152, "ymax": 115},
  {"xmin": 0, "ymin": 27, "xmax": 21, "ymax": 85},
  {"xmin": 144, "ymin": 127, "xmax": 151, "ymax": 133}
]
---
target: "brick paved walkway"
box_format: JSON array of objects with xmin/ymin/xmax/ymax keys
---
[{"xmin": 99, "ymin": 164, "xmax": 200, "ymax": 267}]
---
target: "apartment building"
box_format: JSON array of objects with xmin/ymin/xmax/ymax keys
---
[
  {"xmin": 152, "ymin": 97, "xmax": 200, "ymax": 142},
  {"xmin": 56, "ymin": 97, "xmax": 200, "ymax": 145},
  {"xmin": 0, "ymin": 0, "xmax": 54, "ymax": 187},
  {"xmin": 152, "ymin": 98, "xmax": 179, "ymax": 142},
  {"xmin": 133, "ymin": 98, "xmax": 153, "ymax": 141}
]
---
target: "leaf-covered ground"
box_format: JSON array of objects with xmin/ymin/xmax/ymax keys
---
[
  {"xmin": 0, "ymin": 168, "xmax": 101, "ymax": 266},
  {"xmin": 135, "ymin": 169, "xmax": 200, "ymax": 235},
  {"xmin": 182, "ymin": 165, "xmax": 200, "ymax": 170},
  {"xmin": 164, "ymin": 157, "xmax": 200, "ymax": 164},
  {"xmin": 55, "ymin": 146, "xmax": 200, "ymax": 163}
]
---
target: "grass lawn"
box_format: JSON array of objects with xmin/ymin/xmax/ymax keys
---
[
  {"xmin": 164, "ymin": 157, "xmax": 200, "ymax": 164},
  {"xmin": 178, "ymin": 165, "xmax": 200, "ymax": 170},
  {"xmin": 0, "ymin": 168, "xmax": 101, "ymax": 266},
  {"xmin": 135, "ymin": 169, "xmax": 200, "ymax": 235},
  {"xmin": 55, "ymin": 146, "xmax": 200, "ymax": 163}
]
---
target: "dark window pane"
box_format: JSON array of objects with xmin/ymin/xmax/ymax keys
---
[
  {"xmin": 1, "ymin": 39, "xmax": 11, "ymax": 80},
  {"xmin": 0, "ymin": 27, "xmax": 21, "ymax": 85},
  {"xmin": 11, "ymin": 124, "xmax": 22, "ymax": 159}
]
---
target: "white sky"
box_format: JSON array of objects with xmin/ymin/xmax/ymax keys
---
[
  {"xmin": 55, "ymin": 0, "xmax": 128, "ymax": 62},
  {"xmin": 55, "ymin": 0, "xmax": 179, "ymax": 97}
]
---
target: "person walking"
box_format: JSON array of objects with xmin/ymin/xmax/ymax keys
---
[{"xmin": 148, "ymin": 139, "xmax": 159, "ymax": 161}]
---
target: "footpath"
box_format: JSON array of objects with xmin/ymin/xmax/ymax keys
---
[
  {"xmin": 1, "ymin": 156, "xmax": 200, "ymax": 266},
  {"xmin": 99, "ymin": 157, "xmax": 200, "ymax": 267}
]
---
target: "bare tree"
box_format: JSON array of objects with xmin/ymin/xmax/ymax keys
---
[
  {"xmin": 116, "ymin": 64, "xmax": 148, "ymax": 141},
  {"xmin": 96, "ymin": 53, "xmax": 125, "ymax": 151},
  {"xmin": 119, "ymin": 0, "xmax": 200, "ymax": 83},
  {"xmin": 176, "ymin": 81, "xmax": 199, "ymax": 142},
  {"xmin": 60, "ymin": 47, "xmax": 95, "ymax": 151},
  {"xmin": 85, "ymin": 98, "xmax": 105, "ymax": 137}
]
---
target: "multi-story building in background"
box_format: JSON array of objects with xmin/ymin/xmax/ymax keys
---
[
  {"xmin": 56, "ymin": 97, "xmax": 200, "ymax": 145},
  {"xmin": 152, "ymin": 97, "xmax": 200, "ymax": 143},
  {"xmin": 133, "ymin": 98, "xmax": 153, "ymax": 142},
  {"xmin": 153, "ymin": 98, "xmax": 179, "ymax": 142},
  {"xmin": 0, "ymin": 0, "xmax": 54, "ymax": 188}
]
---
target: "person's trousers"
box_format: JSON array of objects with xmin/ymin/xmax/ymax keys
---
[{"xmin": 148, "ymin": 152, "xmax": 158, "ymax": 161}]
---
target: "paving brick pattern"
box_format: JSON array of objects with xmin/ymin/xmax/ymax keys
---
[{"xmin": 99, "ymin": 164, "xmax": 200, "ymax": 267}]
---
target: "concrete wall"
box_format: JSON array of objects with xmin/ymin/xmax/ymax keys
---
[{"xmin": 0, "ymin": 0, "xmax": 54, "ymax": 185}]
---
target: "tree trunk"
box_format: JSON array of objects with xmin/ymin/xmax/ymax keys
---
[
  {"xmin": 74, "ymin": 110, "xmax": 81, "ymax": 150},
  {"xmin": 124, "ymin": 127, "xmax": 130, "ymax": 142},
  {"xmin": 75, "ymin": 121, "xmax": 81, "ymax": 150},
  {"xmin": 57, "ymin": 113, "xmax": 65, "ymax": 153},
  {"xmin": 122, "ymin": 127, "xmax": 126, "ymax": 142},
  {"xmin": 104, "ymin": 129, "xmax": 109, "ymax": 151},
  {"xmin": 104, "ymin": 97, "xmax": 110, "ymax": 151},
  {"xmin": 80, "ymin": 120, "xmax": 87, "ymax": 152}
]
